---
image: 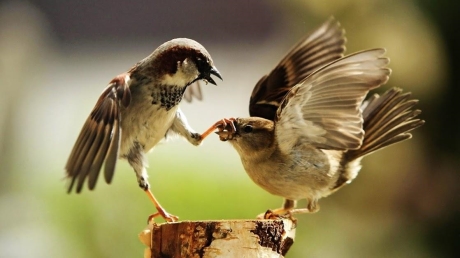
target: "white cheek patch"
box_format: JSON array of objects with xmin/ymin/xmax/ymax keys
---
[
  {"xmin": 160, "ymin": 58, "xmax": 199, "ymax": 86},
  {"xmin": 161, "ymin": 73, "xmax": 190, "ymax": 86}
]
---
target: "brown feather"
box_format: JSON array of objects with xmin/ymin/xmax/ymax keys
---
[
  {"xmin": 275, "ymin": 49, "xmax": 391, "ymax": 152},
  {"xmin": 65, "ymin": 76, "xmax": 131, "ymax": 193},
  {"xmin": 183, "ymin": 82, "xmax": 203, "ymax": 102},
  {"xmin": 104, "ymin": 104, "xmax": 121, "ymax": 184},
  {"xmin": 250, "ymin": 17, "xmax": 346, "ymax": 120},
  {"xmin": 346, "ymin": 88, "xmax": 425, "ymax": 160}
]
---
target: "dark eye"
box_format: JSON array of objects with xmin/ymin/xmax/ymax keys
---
[
  {"xmin": 194, "ymin": 57, "xmax": 207, "ymax": 72},
  {"xmin": 195, "ymin": 56, "xmax": 207, "ymax": 65},
  {"xmin": 243, "ymin": 125, "xmax": 253, "ymax": 133}
]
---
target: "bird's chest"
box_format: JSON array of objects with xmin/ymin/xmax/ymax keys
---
[
  {"xmin": 241, "ymin": 148, "xmax": 333, "ymax": 201},
  {"xmin": 119, "ymin": 85, "xmax": 185, "ymax": 155},
  {"xmin": 150, "ymin": 84, "xmax": 187, "ymax": 111}
]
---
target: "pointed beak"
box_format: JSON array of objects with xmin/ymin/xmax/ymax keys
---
[{"xmin": 205, "ymin": 66, "xmax": 223, "ymax": 85}]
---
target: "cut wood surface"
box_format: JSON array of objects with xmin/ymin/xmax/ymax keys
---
[{"xmin": 139, "ymin": 219, "xmax": 297, "ymax": 258}]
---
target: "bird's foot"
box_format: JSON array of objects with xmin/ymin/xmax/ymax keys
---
[
  {"xmin": 257, "ymin": 209, "xmax": 295, "ymax": 220},
  {"xmin": 143, "ymin": 188, "xmax": 179, "ymax": 223},
  {"xmin": 213, "ymin": 118, "xmax": 237, "ymax": 141},
  {"xmin": 147, "ymin": 210, "xmax": 179, "ymax": 223},
  {"xmin": 196, "ymin": 117, "xmax": 236, "ymax": 142},
  {"xmin": 257, "ymin": 206, "xmax": 319, "ymax": 220}
]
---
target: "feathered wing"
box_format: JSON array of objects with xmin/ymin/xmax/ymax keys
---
[
  {"xmin": 65, "ymin": 74, "xmax": 131, "ymax": 193},
  {"xmin": 250, "ymin": 17, "xmax": 346, "ymax": 120},
  {"xmin": 275, "ymin": 49, "xmax": 391, "ymax": 154},
  {"xmin": 183, "ymin": 82, "xmax": 203, "ymax": 102},
  {"xmin": 346, "ymin": 87, "xmax": 425, "ymax": 160}
]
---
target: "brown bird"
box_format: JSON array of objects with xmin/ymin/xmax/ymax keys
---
[
  {"xmin": 210, "ymin": 20, "xmax": 424, "ymax": 218},
  {"xmin": 65, "ymin": 38, "xmax": 222, "ymax": 222}
]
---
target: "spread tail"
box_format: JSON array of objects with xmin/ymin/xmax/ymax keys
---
[
  {"xmin": 332, "ymin": 88, "xmax": 425, "ymax": 191},
  {"xmin": 347, "ymin": 87, "xmax": 425, "ymax": 161}
]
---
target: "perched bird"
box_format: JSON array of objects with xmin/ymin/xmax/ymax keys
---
[
  {"xmin": 211, "ymin": 20, "xmax": 424, "ymax": 218},
  {"xmin": 65, "ymin": 38, "xmax": 222, "ymax": 222}
]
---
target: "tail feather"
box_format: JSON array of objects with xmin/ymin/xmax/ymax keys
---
[{"xmin": 346, "ymin": 87, "xmax": 425, "ymax": 161}]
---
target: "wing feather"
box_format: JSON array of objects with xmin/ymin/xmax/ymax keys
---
[
  {"xmin": 183, "ymin": 82, "xmax": 203, "ymax": 102},
  {"xmin": 275, "ymin": 49, "xmax": 391, "ymax": 153},
  {"xmin": 104, "ymin": 104, "xmax": 121, "ymax": 184},
  {"xmin": 65, "ymin": 74, "xmax": 131, "ymax": 193},
  {"xmin": 250, "ymin": 17, "xmax": 346, "ymax": 120}
]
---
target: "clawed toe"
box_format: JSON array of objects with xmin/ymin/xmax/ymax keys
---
[
  {"xmin": 147, "ymin": 211, "xmax": 179, "ymax": 224},
  {"xmin": 256, "ymin": 209, "xmax": 293, "ymax": 220}
]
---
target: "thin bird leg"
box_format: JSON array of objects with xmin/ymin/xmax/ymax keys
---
[
  {"xmin": 257, "ymin": 199, "xmax": 298, "ymax": 219},
  {"xmin": 263, "ymin": 199, "xmax": 320, "ymax": 218},
  {"xmin": 199, "ymin": 118, "xmax": 236, "ymax": 140},
  {"xmin": 145, "ymin": 189, "xmax": 179, "ymax": 223},
  {"xmin": 288, "ymin": 199, "xmax": 320, "ymax": 215}
]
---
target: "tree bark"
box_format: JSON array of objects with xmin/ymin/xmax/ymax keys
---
[{"xmin": 139, "ymin": 219, "xmax": 296, "ymax": 258}]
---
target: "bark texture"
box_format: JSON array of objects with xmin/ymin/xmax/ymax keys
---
[{"xmin": 139, "ymin": 219, "xmax": 296, "ymax": 258}]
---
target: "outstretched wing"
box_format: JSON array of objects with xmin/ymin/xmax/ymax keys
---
[
  {"xmin": 275, "ymin": 49, "xmax": 391, "ymax": 154},
  {"xmin": 65, "ymin": 73, "xmax": 131, "ymax": 193},
  {"xmin": 183, "ymin": 81, "xmax": 203, "ymax": 102},
  {"xmin": 250, "ymin": 17, "xmax": 346, "ymax": 120}
]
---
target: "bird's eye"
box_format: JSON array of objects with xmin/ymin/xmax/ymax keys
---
[{"xmin": 243, "ymin": 125, "xmax": 253, "ymax": 133}]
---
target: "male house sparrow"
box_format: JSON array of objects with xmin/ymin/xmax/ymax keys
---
[
  {"xmin": 65, "ymin": 38, "xmax": 222, "ymax": 222},
  {"xmin": 212, "ymin": 20, "xmax": 424, "ymax": 218}
]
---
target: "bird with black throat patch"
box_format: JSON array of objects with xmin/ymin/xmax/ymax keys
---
[{"xmin": 65, "ymin": 38, "xmax": 222, "ymax": 222}]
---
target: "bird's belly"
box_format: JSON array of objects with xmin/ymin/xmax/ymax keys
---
[
  {"xmin": 120, "ymin": 105, "xmax": 178, "ymax": 155},
  {"xmin": 241, "ymin": 157, "xmax": 333, "ymax": 201}
]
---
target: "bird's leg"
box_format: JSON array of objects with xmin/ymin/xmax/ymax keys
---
[
  {"xmin": 170, "ymin": 109, "xmax": 202, "ymax": 146},
  {"xmin": 137, "ymin": 174, "xmax": 178, "ymax": 223},
  {"xmin": 257, "ymin": 199, "xmax": 297, "ymax": 219},
  {"xmin": 139, "ymin": 176, "xmax": 179, "ymax": 223},
  {"xmin": 289, "ymin": 199, "xmax": 320, "ymax": 214},
  {"xmin": 280, "ymin": 199, "xmax": 320, "ymax": 216},
  {"xmin": 257, "ymin": 199, "xmax": 319, "ymax": 219},
  {"xmin": 169, "ymin": 110, "xmax": 237, "ymax": 145},
  {"xmin": 145, "ymin": 188, "xmax": 179, "ymax": 223},
  {"xmin": 127, "ymin": 146, "xmax": 178, "ymax": 222}
]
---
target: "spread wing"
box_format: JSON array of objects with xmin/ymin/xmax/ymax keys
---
[
  {"xmin": 65, "ymin": 74, "xmax": 131, "ymax": 193},
  {"xmin": 249, "ymin": 17, "xmax": 346, "ymax": 120},
  {"xmin": 275, "ymin": 49, "xmax": 391, "ymax": 154},
  {"xmin": 183, "ymin": 82, "xmax": 203, "ymax": 102}
]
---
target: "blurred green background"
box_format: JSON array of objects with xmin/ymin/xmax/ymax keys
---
[{"xmin": 0, "ymin": 0, "xmax": 459, "ymax": 257}]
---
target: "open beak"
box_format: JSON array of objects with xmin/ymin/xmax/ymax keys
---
[{"xmin": 205, "ymin": 66, "xmax": 223, "ymax": 85}]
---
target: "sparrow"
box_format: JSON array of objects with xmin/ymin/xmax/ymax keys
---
[
  {"xmin": 65, "ymin": 38, "xmax": 222, "ymax": 222},
  {"xmin": 210, "ymin": 20, "xmax": 424, "ymax": 218}
]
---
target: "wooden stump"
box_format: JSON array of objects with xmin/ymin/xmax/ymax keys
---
[{"xmin": 139, "ymin": 219, "xmax": 296, "ymax": 258}]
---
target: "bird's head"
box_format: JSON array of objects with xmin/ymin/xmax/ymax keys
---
[
  {"xmin": 148, "ymin": 38, "xmax": 222, "ymax": 87},
  {"xmin": 216, "ymin": 117, "xmax": 276, "ymax": 158}
]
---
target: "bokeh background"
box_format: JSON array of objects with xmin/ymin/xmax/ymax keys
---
[{"xmin": 0, "ymin": 0, "xmax": 459, "ymax": 257}]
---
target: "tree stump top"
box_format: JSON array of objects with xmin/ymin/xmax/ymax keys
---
[{"xmin": 139, "ymin": 219, "xmax": 297, "ymax": 258}]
